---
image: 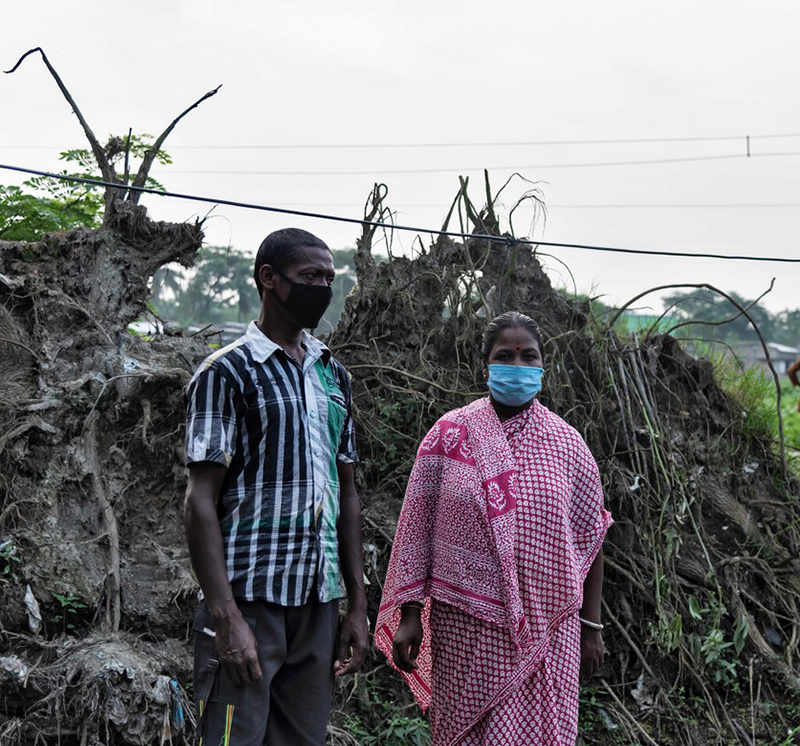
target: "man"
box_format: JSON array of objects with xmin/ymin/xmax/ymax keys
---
[
  {"xmin": 789, "ymin": 355, "xmax": 800, "ymax": 413},
  {"xmin": 183, "ymin": 228, "xmax": 369, "ymax": 746}
]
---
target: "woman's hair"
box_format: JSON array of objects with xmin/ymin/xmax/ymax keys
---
[{"xmin": 481, "ymin": 311, "xmax": 544, "ymax": 363}]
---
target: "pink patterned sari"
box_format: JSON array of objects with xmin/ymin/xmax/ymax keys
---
[{"xmin": 375, "ymin": 398, "xmax": 612, "ymax": 745}]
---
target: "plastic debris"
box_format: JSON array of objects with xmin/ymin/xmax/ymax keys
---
[
  {"xmin": 763, "ymin": 623, "xmax": 783, "ymax": 648},
  {"xmin": 23, "ymin": 585, "xmax": 42, "ymax": 634},
  {"xmin": 0, "ymin": 655, "xmax": 28, "ymax": 684},
  {"xmin": 631, "ymin": 672, "xmax": 655, "ymax": 710},
  {"xmin": 170, "ymin": 679, "xmax": 185, "ymax": 730},
  {"xmin": 597, "ymin": 706, "xmax": 618, "ymax": 730},
  {"xmin": 152, "ymin": 675, "xmax": 171, "ymax": 706}
]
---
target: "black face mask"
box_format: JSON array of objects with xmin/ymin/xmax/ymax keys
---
[{"xmin": 273, "ymin": 271, "xmax": 333, "ymax": 329}]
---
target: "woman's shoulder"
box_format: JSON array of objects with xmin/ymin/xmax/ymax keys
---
[
  {"xmin": 536, "ymin": 402, "xmax": 592, "ymax": 453},
  {"xmin": 425, "ymin": 406, "xmax": 470, "ymax": 439},
  {"xmin": 416, "ymin": 399, "xmax": 490, "ymax": 453},
  {"xmin": 430, "ymin": 398, "xmax": 488, "ymax": 429}
]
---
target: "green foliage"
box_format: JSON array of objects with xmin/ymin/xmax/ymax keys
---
[
  {"xmin": 152, "ymin": 245, "xmax": 259, "ymax": 326},
  {"xmin": 662, "ymin": 288, "xmax": 790, "ymax": 345},
  {"xmin": 779, "ymin": 383, "xmax": 800, "ymax": 451},
  {"xmin": 151, "ymin": 247, "xmax": 358, "ymax": 330},
  {"xmin": 710, "ymin": 354, "xmax": 800, "ymax": 482},
  {"xmin": 654, "ymin": 613, "xmax": 683, "ymax": 653},
  {"xmin": 697, "ymin": 628, "xmax": 737, "ymax": 686},
  {"xmin": 664, "ymin": 288, "xmax": 800, "ymax": 350},
  {"xmin": 0, "ymin": 183, "xmax": 102, "ymax": 240},
  {"xmin": 0, "ymin": 540, "xmax": 21, "ymax": 581},
  {"xmin": 577, "ymin": 688, "xmax": 629, "ymax": 745},
  {"xmin": 343, "ymin": 703, "xmax": 430, "ymax": 746},
  {"xmin": 732, "ymin": 614, "xmax": 749, "ymax": 656},
  {"xmin": 714, "ymin": 357, "xmax": 781, "ymax": 444},
  {"xmin": 651, "ymin": 586, "xmax": 749, "ymax": 694},
  {"xmin": 322, "ymin": 249, "xmax": 358, "ymax": 331},
  {"xmin": 0, "ymin": 134, "xmax": 169, "ymax": 242},
  {"xmin": 51, "ymin": 592, "xmax": 88, "ymax": 632}
]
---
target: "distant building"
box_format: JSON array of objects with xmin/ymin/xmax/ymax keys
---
[
  {"xmin": 186, "ymin": 322, "xmax": 248, "ymax": 345},
  {"xmin": 619, "ymin": 312, "xmax": 680, "ymax": 335},
  {"xmin": 729, "ymin": 342, "xmax": 800, "ymax": 376}
]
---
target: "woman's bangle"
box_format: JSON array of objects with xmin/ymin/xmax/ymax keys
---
[
  {"xmin": 401, "ymin": 601, "xmax": 424, "ymax": 610},
  {"xmin": 579, "ymin": 617, "xmax": 604, "ymax": 631}
]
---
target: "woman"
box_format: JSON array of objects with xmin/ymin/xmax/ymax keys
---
[{"xmin": 375, "ymin": 311, "xmax": 613, "ymax": 745}]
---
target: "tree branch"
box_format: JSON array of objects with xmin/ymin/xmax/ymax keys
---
[
  {"xmin": 128, "ymin": 84, "xmax": 222, "ymax": 203},
  {"xmin": 4, "ymin": 48, "xmax": 115, "ymax": 189},
  {"xmin": 662, "ymin": 279, "xmax": 774, "ymax": 338},
  {"xmin": 610, "ymin": 281, "xmax": 787, "ymax": 481}
]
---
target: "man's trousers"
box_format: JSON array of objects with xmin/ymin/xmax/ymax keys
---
[{"xmin": 192, "ymin": 595, "xmax": 339, "ymax": 746}]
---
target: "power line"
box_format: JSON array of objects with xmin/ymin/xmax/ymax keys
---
[
  {"xmin": 205, "ymin": 202, "xmax": 800, "ymax": 210},
  {"xmin": 3, "ymin": 132, "xmax": 800, "ymax": 150},
  {"xmin": 1, "ymin": 162, "xmax": 798, "ymax": 264},
  {"xmin": 163, "ymin": 151, "xmax": 800, "ymax": 176},
  {"xmin": 549, "ymin": 203, "xmax": 800, "ymax": 209}
]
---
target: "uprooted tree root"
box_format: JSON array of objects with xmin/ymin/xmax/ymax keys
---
[
  {"xmin": 1, "ymin": 48, "xmax": 217, "ymax": 745},
  {"xmin": 0, "ymin": 212, "xmax": 210, "ymax": 744},
  {"xmin": 327, "ymin": 182, "xmax": 800, "ymax": 745}
]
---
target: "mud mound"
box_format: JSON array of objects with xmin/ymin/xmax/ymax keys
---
[{"xmin": 0, "ymin": 201, "xmax": 209, "ymax": 744}]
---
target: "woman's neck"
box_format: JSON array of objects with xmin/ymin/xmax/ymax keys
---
[{"xmin": 490, "ymin": 396, "xmax": 534, "ymax": 422}]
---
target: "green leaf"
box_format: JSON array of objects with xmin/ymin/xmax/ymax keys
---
[
  {"xmin": 688, "ymin": 595, "xmax": 704, "ymax": 621},
  {"xmin": 733, "ymin": 614, "xmax": 749, "ymax": 656}
]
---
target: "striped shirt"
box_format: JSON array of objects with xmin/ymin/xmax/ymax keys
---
[{"xmin": 184, "ymin": 320, "xmax": 357, "ymax": 606}]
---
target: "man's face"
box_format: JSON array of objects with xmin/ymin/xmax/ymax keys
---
[
  {"xmin": 258, "ymin": 244, "xmax": 335, "ymax": 299},
  {"xmin": 278, "ymin": 245, "xmax": 336, "ymax": 290}
]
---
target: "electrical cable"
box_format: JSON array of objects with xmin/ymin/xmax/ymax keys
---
[
  {"xmin": 1, "ymin": 162, "xmax": 798, "ymax": 264},
  {"xmin": 3, "ymin": 132, "xmax": 800, "ymax": 150},
  {"xmin": 193, "ymin": 202, "xmax": 800, "ymax": 210},
  {"xmin": 163, "ymin": 151, "xmax": 800, "ymax": 176}
]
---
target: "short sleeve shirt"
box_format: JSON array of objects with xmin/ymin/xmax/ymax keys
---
[{"xmin": 184, "ymin": 321, "xmax": 357, "ymax": 606}]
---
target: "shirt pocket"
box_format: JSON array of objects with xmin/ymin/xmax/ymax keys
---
[{"xmin": 326, "ymin": 393, "xmax": 347, "ymax": 448}]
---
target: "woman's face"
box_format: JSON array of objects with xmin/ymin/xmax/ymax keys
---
[{"xmin": 486, "ymin": 326, "xmax": 543, "ymax": 369}]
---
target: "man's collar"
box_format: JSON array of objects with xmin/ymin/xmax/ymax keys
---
[{"xmin": 244, "ymin": 321, "xmax": 331, "ymax": 365}]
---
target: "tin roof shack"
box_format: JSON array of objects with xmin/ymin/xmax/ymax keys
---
[{"xmin": 730, "ymin": 341, "xmax": 800, "ymax": 376}]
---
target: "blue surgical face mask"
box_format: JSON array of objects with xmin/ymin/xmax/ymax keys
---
[{"xmin": 487, "ymin": 364, "xmax": 544, "ymax": 407}]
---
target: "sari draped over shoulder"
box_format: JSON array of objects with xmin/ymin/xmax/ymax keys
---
[{"xmin": 375, "ymin": 397, "xmax": 612, "ymax": 745}]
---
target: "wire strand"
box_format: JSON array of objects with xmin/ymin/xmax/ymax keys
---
[
  {"xmin": 1, "ymin": 162, "xmax": 798, "ymax": 264},
  {"xmin": 155, "ymin": 151, "xmax": 800, "ymax": 176},
  {"xmin": 4, "ymin": 131, "xmax": 800, "ymax": 150}
]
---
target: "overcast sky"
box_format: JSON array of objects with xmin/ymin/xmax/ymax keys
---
[{"xmin": 3, "ymin": 0, "xmax": 799, "ymax": 314}]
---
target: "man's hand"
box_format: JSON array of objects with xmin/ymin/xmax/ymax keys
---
[
  {"xmin": 334, "ymin": 607, "xmax": 369, "ymax": 676},
  {"xmin": 186, "ymin": 463, "xmax": 264, "ymax": 685},
  {"xmin": 215, "ymin": 610, "xmax": 263, "ymax": 686},
  {"xmin": 392, "ymin": 607, "xmax": 423, "ymax": 673},
  {"xmin": 580, "ymin": 625, "xmax": 604, "ymax": 681}
]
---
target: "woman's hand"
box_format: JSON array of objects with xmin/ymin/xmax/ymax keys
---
[
  {"xmin": 392, "ymin": 606, "xmax": 424, "ymax": 672},
  {"xmin": 580, "ymin": 625, "xmax": 604, "ymax": 681}
]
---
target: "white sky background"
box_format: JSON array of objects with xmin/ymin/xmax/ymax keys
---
[{"xmin": 2, "ymin": 0, "xmax": 799, "ymax": 315}]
